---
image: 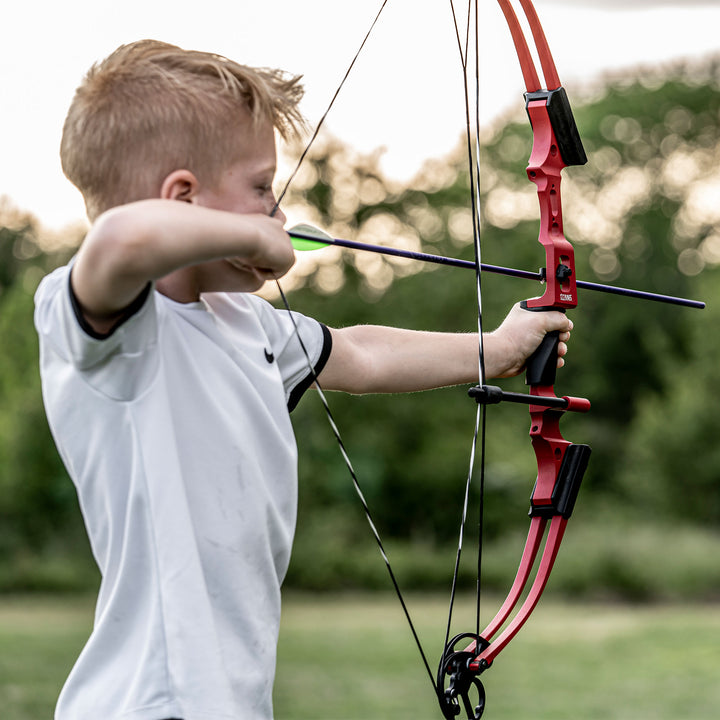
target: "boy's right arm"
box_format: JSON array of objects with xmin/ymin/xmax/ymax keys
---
[{"xmin": 71, "ymin": 200, "xmax": 294, "ymax": 335}]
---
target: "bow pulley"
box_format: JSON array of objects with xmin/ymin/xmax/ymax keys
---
[{"xmin": 437, "ymin": 633, "xmax": 489, "ymax": 719}]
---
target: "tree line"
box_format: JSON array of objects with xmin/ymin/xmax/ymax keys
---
[{"xmin": 1, "ymin": 59, "xmax": 718, "ymax": 597}]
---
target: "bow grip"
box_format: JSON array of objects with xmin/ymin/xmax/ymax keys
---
[{"xmin": 520, "ymin": 301, "xmax": 563, "ymax": 387}]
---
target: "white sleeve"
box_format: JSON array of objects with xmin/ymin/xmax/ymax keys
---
[
  {"xmin": 33, "ymin": 264, "xmax": 159, "ymax": 401},
  {"xmin": 245, "ymin": 294, "xmax": 332, "ymax": 411}
]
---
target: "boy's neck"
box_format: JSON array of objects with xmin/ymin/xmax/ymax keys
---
[{"xmin": 156, "ymin": 268, "xmax": 201, "ymax": 304}]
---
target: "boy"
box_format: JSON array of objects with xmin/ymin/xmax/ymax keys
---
[{"xmin": 34, "ymin": 40, "xmax": 572, "ymax": 720}]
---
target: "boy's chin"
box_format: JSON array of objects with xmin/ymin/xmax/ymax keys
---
[{"xmin": 203, "ymin": 278, "xmax": 266, "ymax": 295}]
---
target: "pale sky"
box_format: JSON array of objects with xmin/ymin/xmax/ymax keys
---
[{"xmin": 1, "ymin": 0, "xmax": 720, "ymax": 231}]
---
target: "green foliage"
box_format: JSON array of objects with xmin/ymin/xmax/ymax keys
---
[
  {"xmin": 1, "ymin": 61, "xmax": 719, "ymax": 596},
  {"xmin": 285, "ymin": 62, "xmax": 720, "ymax": 594},
  {"xmin": 0, "ymin": 221, "xmax": 89, "ymax": 590},
  {"xmin": 615, "ymin": 269, "xmax": 720, "ymax": 525}
]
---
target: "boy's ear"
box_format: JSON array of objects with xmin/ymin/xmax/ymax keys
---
[{"xmin": 160, "ymin": 169, "xmax": 200, "ymax": 202}]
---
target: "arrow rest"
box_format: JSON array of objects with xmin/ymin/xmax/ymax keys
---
[{"xmin": 437, "ymin": 634, "xmax": 490, "ymax": 720}]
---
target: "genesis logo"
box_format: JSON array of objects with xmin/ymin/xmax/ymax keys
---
[{"xmin": 264, "ymin": 348, "xmax": 275, "ymax": 364}]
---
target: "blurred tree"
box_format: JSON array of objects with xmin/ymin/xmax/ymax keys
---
[
  {"xmin": 284, "ymin": 60, "xmax": 719, "ymax": 583},
  {"xmin": 615, "ymin": 268, "xmax": 720, "ymax": 525},
  {"xmin": 0, "ymin": 58, "xmax": 718, "ymax": 593},
  {"xmin": 0, "ymin": 211, "xmax": 84, "ymax": 584}
]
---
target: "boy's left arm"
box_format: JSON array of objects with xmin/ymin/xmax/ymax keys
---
[{"xmin": 317, "ymin": 303, "xmax": 573, "ymax": 394}]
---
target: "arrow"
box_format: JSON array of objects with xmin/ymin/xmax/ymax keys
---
[{"xmin": 288, "ymin": 224, "xmax": 705, "ymax": 309}]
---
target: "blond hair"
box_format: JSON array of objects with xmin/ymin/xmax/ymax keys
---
[{"xmin": 60, "ymin": 39, "xmax": 305, "ymax": 220}]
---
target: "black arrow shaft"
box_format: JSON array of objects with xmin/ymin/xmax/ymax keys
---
[{"xmin": 289, "ymin": 230, "xmax": 705, "ymax": 309}]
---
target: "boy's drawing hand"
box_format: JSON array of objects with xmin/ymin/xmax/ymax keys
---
[
  {"xmin": 223, "ymin": 215, "xmax": 296, "ymax": 287},
  {"xmin": 488, "ymin": 302, "xmax": 573, "ymax": 378}
]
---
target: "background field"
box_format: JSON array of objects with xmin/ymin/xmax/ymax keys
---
[{"xmin": 2, "ymin": 592, "xmax": 719, "ymax": 720}]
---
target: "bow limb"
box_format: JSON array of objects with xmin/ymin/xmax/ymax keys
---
[
  {"xmin": 471, "ymin": 515, "xmax": 568, "ymax": 670},
  {"xmin": 517, "ymin": 0, "xmax": 561, "ymax": 89},
  {"xmin": 495, "ymin": 0, "xmax": 541, "ymax": 91}
]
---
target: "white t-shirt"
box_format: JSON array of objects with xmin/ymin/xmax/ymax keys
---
[{"xmin": 34, "ymin": 264, "xmax": 331, "ymax": 720}]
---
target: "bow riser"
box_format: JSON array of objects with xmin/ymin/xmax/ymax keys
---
[
  {"xmin": 528, "ymin": 393, "xmax": 591, "ymax": 513},
  {"xmin": 529, "ymin": 408, "xmax": 576, "ymax": 508},
  {"xmin": 530, "ymin": 417, "xmax": 591, "ymax": 515},
  {"xmin": 524, "ymin": 95, "xmax": 583, "ymax": 311}
]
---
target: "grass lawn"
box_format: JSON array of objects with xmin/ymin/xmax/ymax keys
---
[
  {"xmin": 1, "ymin": 593, "xmax": 718, "ymax": 719},
  {"xmin": 275, "ymin": 593, "xmax": 720, "ymax": 719}
]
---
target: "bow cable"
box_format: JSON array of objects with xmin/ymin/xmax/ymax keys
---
[
  {"xmin": 442, "ymin": 0, "xmax": 488, "ymax": 665},
  {"xmin": 270, "ymin": 0, "xmax": 438, "ymax": 694},
  {"xmin": 268, "ymin": 1, "xmax": 704, "ymax": 716},
  {"xmin": 273, "ymin": 0, "xmax": 390, "ymax": 210},
  {"xmin": 271, "ymin": 0, "xmax": 531, "ymax": 706}
]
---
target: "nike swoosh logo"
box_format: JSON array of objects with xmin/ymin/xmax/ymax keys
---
[{"xmin": 264, "ymin": 348, "xmax": 275, "ymax": 364}]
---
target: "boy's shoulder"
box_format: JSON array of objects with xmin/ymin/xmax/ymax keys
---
[
  {"xmin": 34, "ymin": 262, "xmax": 76, "ymax": 337},
  {"xmin": 35, "ymin": 262, "xmax": 71, "ymax": 303}
]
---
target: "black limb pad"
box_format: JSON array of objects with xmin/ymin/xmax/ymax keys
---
[
  {"xmin": 530, "ymin": 443, "xmax": 591, "ymax": 519},
  {"xmin": 525, "ymin": 87, "xmax": 588, "ymax": 167}
]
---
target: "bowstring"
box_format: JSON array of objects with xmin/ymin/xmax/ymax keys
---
[
  {"xmin": 270, "ymin": 0, "xmax": 437, "ymax": 693},
  {"xmin": 443, "ymin": 0, "xmax": 488, "ymax": 657},
  {"xmin": 273, "ymin": 0, "xmax": 491, "ymax": 699},
  {"xmin": 273, "ymin": 287, "xmax": 436, "ymax": 689},
  {"xmin": 273, "ymin": 0, "xmax": 390, "ymax": 210}
]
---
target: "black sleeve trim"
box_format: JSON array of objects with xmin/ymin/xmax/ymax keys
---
[
  {"xmin": 68, "ymin": 269, "xmax": 152, "ymax": 340},
  {"xmin": 287, "ymin": 323, "xmax": 333, "ymax": 412}
]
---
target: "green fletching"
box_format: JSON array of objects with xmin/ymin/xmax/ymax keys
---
[
  {"xmin": 289, "ymin": 223, "xmax": 334, "ymax": 251},
  {"xmin": 290, "ymin": 236, "xmax": 327, "ymax": 251}
]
